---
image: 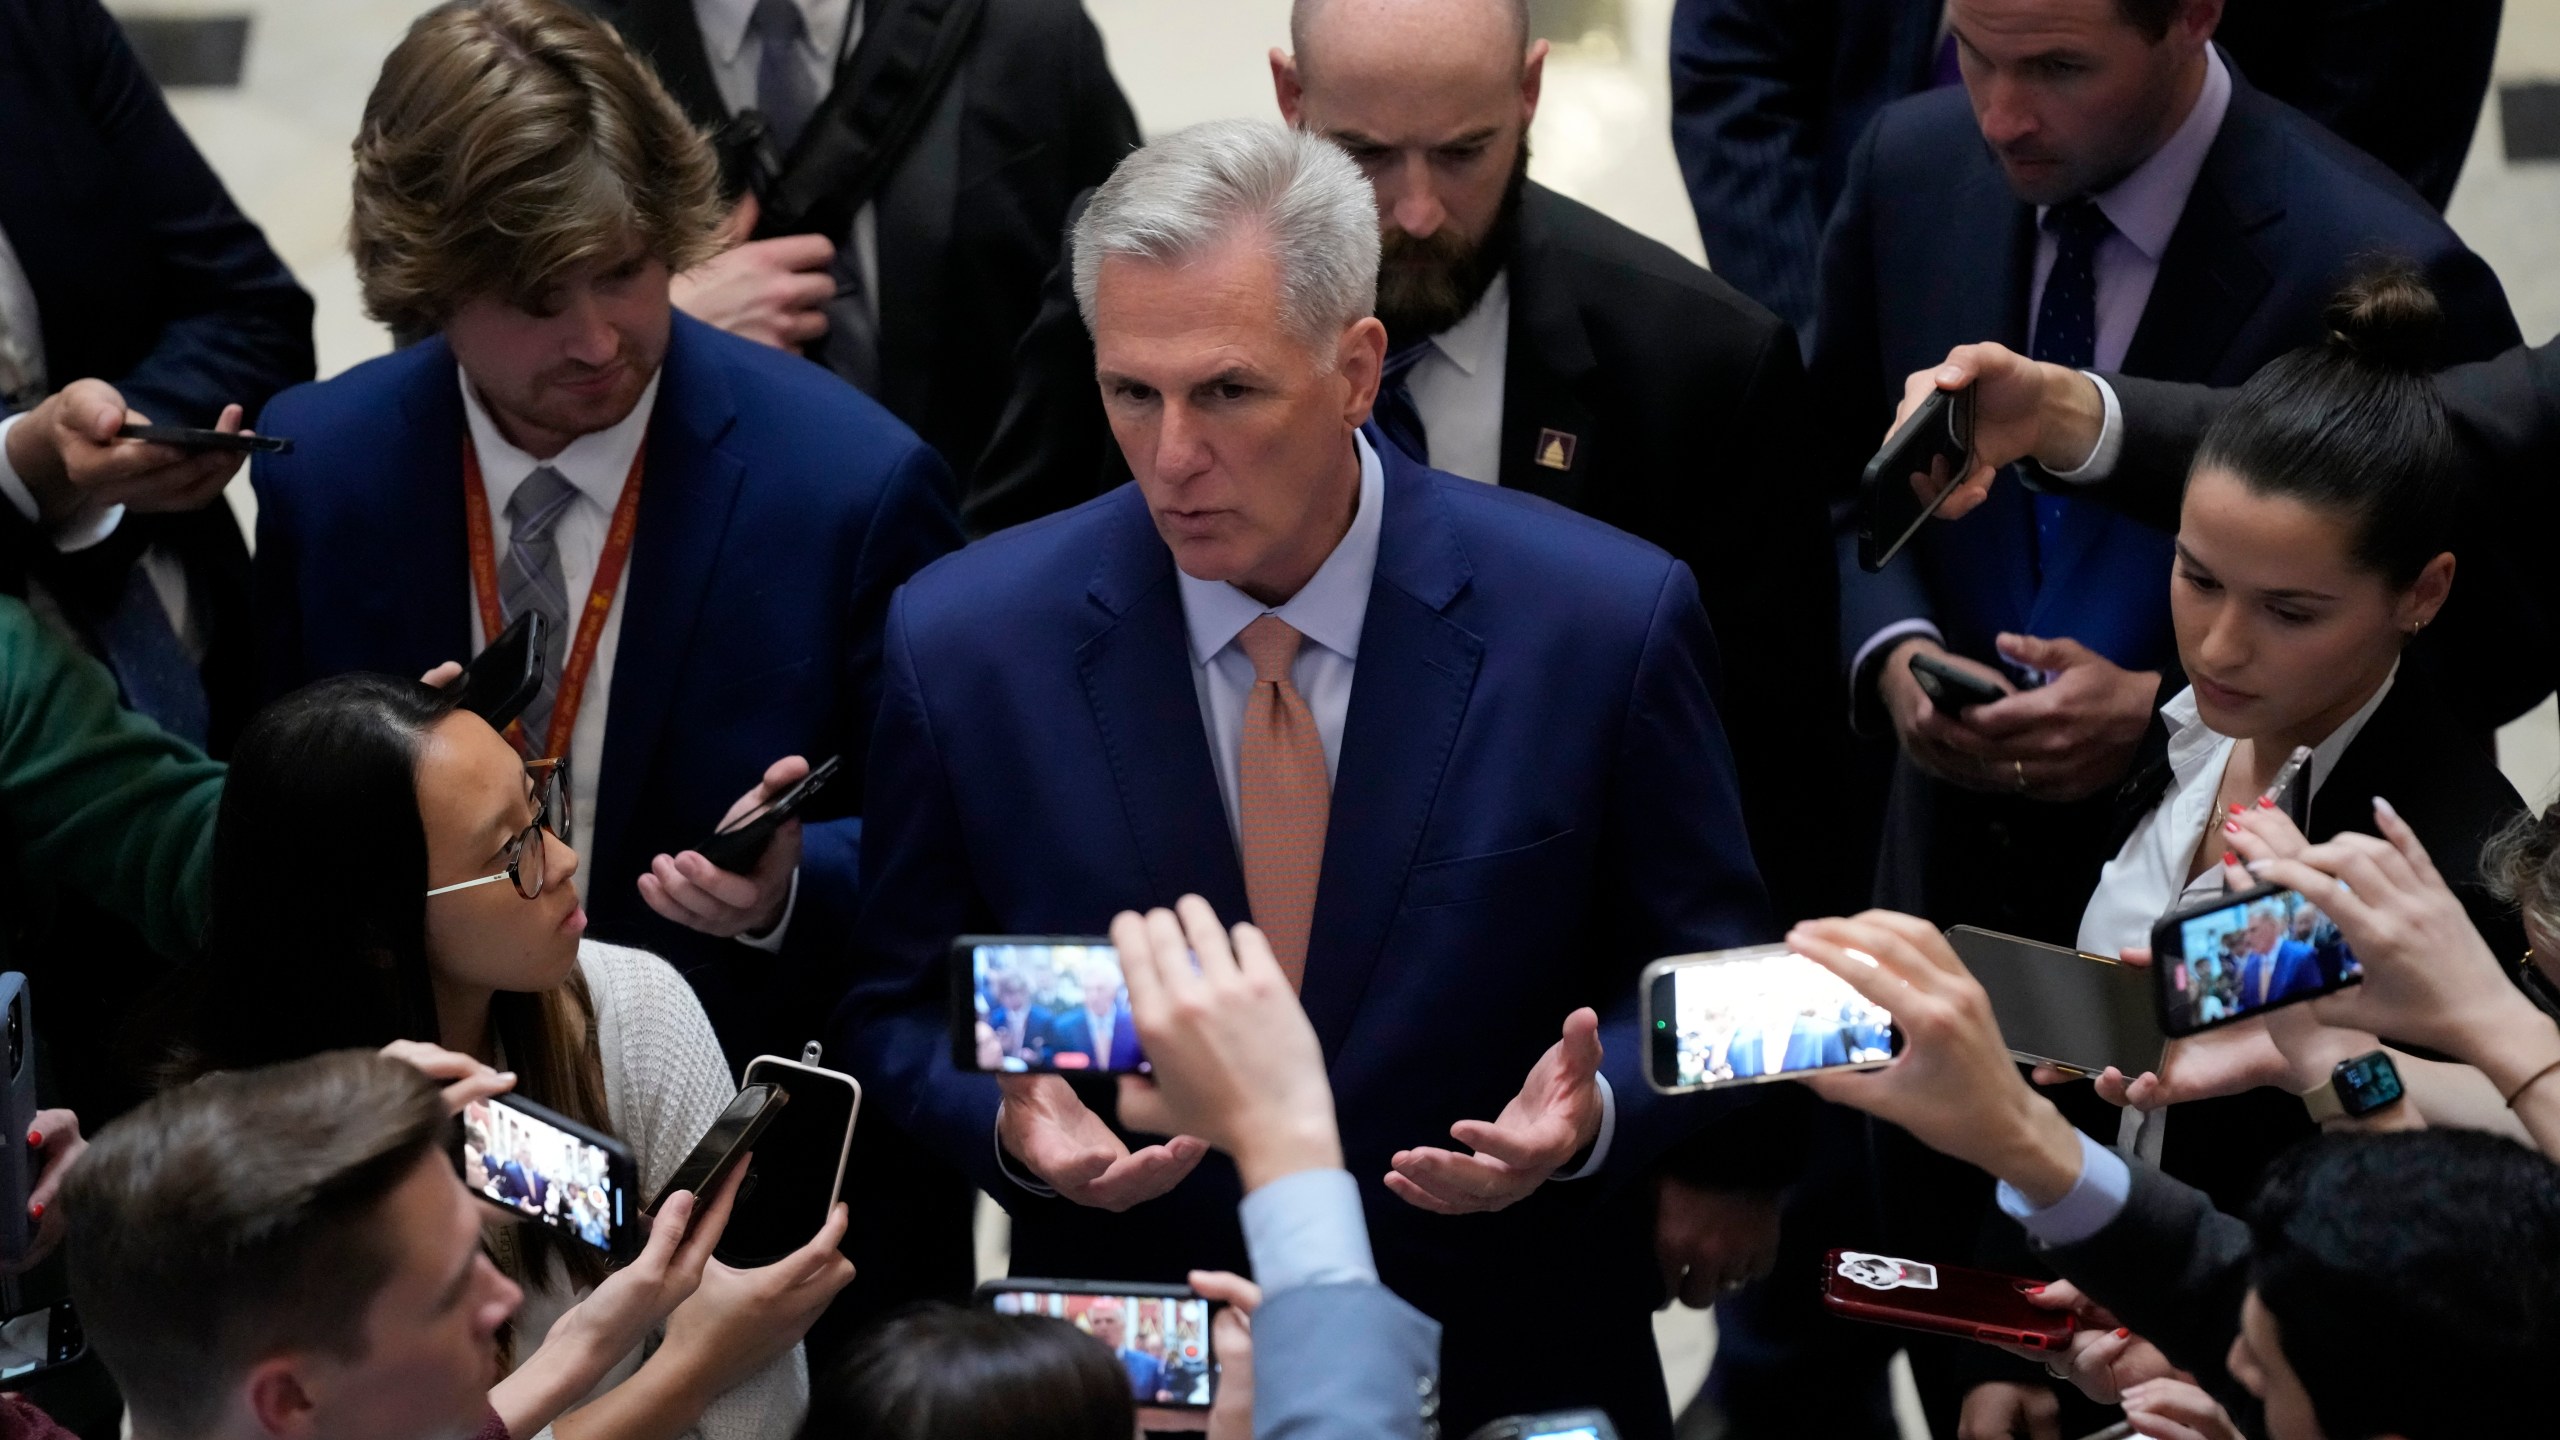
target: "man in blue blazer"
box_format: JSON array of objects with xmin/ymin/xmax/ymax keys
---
[
  {"xmin": 1044, "ymin": 963, "xmax": 1144, "ymax": 1072},
  {"xmin": 837, "ymin": 120, "xmax": 1771, "ymax": 1440},
  {"xmin": 250, "ymin": 0, "xmax": 964, "ymax": 1324}
]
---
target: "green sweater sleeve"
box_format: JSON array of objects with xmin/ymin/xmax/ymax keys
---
[{"xmin": 0, "ymin": 599, "xmax": 224, "ymax": 960}]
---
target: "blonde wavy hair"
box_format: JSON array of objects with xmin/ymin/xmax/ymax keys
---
[{"xmin": 350, "ymin": 0, "xmax": 725, "ymax": 335}]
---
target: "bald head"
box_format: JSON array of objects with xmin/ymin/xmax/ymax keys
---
[{"xmin": 1290, "ymin": 0, "xmax": 1530, "ymax": 83}]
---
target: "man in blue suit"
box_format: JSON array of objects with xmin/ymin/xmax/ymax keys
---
[
  {"xmin": 1045, "ymin": 961, "xmax": 1144, "ymax": 1072},
  {"xmin": 249, "ymin": 0, "xmax": 964, "ymax": 1325},
  {"xmin": 837, "ymin": 120, "xmax": 1771, "ymax": 1440},
  {"xmin": 1084, "ymin": 1299, "xmax": 1167, "ymax": 1402}
]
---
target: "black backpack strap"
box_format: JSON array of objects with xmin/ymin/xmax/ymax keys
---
[{"xmin": 755, "ymin": 0, "xmax": 989, "ymax": 241}]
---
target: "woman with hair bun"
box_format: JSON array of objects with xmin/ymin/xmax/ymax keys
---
[{"xmin": 2067, "ymin": 265, "xmax": 2529, "ymax": 1210}]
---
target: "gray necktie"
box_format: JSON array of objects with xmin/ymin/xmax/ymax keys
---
[
  {"xmin": 500, "ymin": 466, "xmax": 578, "ymax": 747},
  {"xmin": 750, "ymin": 0, "xmax": 819, "ymax": 154}
]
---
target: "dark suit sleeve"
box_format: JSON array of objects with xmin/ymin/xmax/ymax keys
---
[
  {"xmin": 57, "ymin": 0, "xmax": 313, "ymax": 422},
  {"xmin": 1667, "ymin": 0, "xmax": 1831, "ymax": 338},
  {"xmin": 961, "ymin": 194, "xmax": 1125, "ymax": 535},
  {"xmin": 1811, "ymin": 118, "xmax": 1932, "ymax": 714},
  {"xmin": 834, "ymin": 590, "xmax": 1015, "ymax": 1195},
  {"xmin": 2047, "ymin": 376, "xmax": 2233, "ymax": 534},
  {"xmin": 1593, "ymin": 561, "xmax": 1780, "ymax": 1182},
  {"xmin": 2034, "ymin": 1162, "xmax": 2264, "ymax": 1428},
  {"xmin": 789, "ymin": 442, "xmax": 964, "ymax": 969},
  {"xmin": 245, "ymin": 443, "xmax": 308, "ymax": 705}
]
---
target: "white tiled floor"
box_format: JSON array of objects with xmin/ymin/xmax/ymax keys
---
[{"xmin": 109, "ymin": 0, "xmax": 2560, "ymax": 1431}]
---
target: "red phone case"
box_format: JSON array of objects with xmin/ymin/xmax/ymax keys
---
[{"xmin": 1819, "ymin": 1249, "xmax": 2076, "ymax": 1352}]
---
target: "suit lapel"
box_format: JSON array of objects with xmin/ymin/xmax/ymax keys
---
[
  {"xmin": 389, "ymin": 345, "xmax": 475, "ymax": 668},
  {"xmin": 1497, "ymin": 186, "xmax": 1598, "ymax": 507},
  {"xmin": 2118, "ymin": 75, "xmax": 2282, "ymax": 382},
  {"xmin": 1301, "ymin": 449, "xmax": 1483, "ymax": 1054},
  {"xmin": 592, "ymin": 321, "xmax": 748, "ymax": 878},
  {"xmin": 1074, "ymin": 490, "xmax": 1253, "ymax": 921}
]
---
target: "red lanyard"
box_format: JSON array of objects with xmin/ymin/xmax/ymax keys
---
[{"xmin": 461, "ymin": 438, "xmax": 646, "ymax": 760}]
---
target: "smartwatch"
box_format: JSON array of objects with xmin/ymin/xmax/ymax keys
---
[{"xmin": 2303, "ymin": 1050, "xmax": 2404, "ymax": 1123}]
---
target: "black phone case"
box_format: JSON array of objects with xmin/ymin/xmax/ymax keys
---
[
  {"xmin": 1857, "ymin": 387, "xmax": 1974, "ymax": 572},
  {"xmin": 455, "ymin": 610, "xmax": 546, "ymax": 731},
  {"xmin": 646, "ymin": 1083, "xmax": 788, "ymax": 1215},
  {"xmin": 0, "ymin": 976, "xmax": 33, "ymax": 1271},
  {"xmin": 695, "ymin": 757, "xmax": 841, "ymax": 872},
  {"xmin": 1909, "ymin": 652, "xmax": 2003, "ymax": 711}
]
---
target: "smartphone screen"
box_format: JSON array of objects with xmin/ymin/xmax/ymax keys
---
[
  {"xmin": 718, "ymin": 1060, "xmax": 857, "ymax": 1266},
  {"xmin": 982, "ymin": 1284, "xmax": 1215, "ymax": 1408},
  {"xmin": 1645, "ymin": 946, "xmax": 1900, "ymax": 1093},
  {"xmin": 648, "ymin": 1083, "xmax": 785, "ymax": 1216},
  {"xmin": 2154, "ymin": 884, "xmax": 2361, "ymax": 1036},
  {"xmin": 0, "ymin": 1301, "xmax": 81, "ymax": 1380},
  {"xmin": 458, "ymin": 1095, "xmax": 632, "ymax": 1256},
  {"xmin": 952, "ymin": 937, "xmax": 1149, "ymax": 1075},
  {"xmin": 1858, "ymin": 385, "xmax": 1975, "ymax": 572}
]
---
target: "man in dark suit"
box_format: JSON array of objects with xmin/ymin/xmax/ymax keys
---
[
  {"xmin": 1669, "ymin": 0, "xmax": 2503, "ymax": 343},
  {"xmin": 970, "ymin": 0, "xmax": 1843, "ymax": 938},
  {"xmin": 0, "ymin": 0, "xmax": 315, "ymax": 1125},
  {"xmin": 576, "ymin": 0, "xmax": 1139, "ymax": 483},
  {"xmin": 1043, "ymin": 961, "xmax": 1142, "ymax": 1071},
  {"xmin": 251, "ymin": 0, "xmax": 965, "ymax": 1322},
  {"xmin": 837, "ymin": 120, "xmax": 1774, "ymax": 1439}
]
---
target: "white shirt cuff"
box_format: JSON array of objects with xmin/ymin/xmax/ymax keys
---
[
  {"xmin": 1241, "ymin": 1168, "xmax": 1378, "ymax": 1295},
  {"xmin": 1549, "ymin": 1074, "xmax": 1617, "ymax": 1182},
  {"xmin": 734, "ymin": 866, "xmax": 800, "ymax": 953},
  {"xmin": 2040, "ymin": 373, "xmax": 2123, "ymax": 483},
  {"xmin": 0, "ymin": 413, "xmax": 124, "ymax": 552},
  {"xmin": 994, "ymin": 1120, "xmax": 1059, "ymax": 1198},
  {"xmin": 1849, "ymin": 619, "xmax": 1946, "ymax": 699},
  {"xmin": 1996, "ymin": 1131, "xmax": 2131, "ymax": 1248}
]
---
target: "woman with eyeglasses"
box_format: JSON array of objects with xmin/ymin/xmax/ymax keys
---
[{"xmin": 162, "ymin": 673, "xmax": 848, "ymax": 1440}]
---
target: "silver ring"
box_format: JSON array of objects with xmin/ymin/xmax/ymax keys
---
[{"xmin": 2042, "ymin": 1357, "xmax": 2072, "ymax": 1380}]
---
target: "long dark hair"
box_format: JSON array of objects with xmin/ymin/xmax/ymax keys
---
[
  {"xmin": 161, "ymin": 673, "xmax": 612, "ymax": 1292},
  {"xmin": 2191, "ymin": 262, "xmax": 2465, "ymax": 587},
  {"xmin": 804, "ymin": 1306, "xmax": 1137, "ymax": 1440}
]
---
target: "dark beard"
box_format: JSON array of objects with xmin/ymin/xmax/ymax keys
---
[{"xmin": 1373, "ymin": 148, "xmax": 1527, "ymax": 347}]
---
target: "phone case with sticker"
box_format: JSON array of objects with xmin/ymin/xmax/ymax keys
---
[{"xmin": 1819, "ymin": 1248, "xmax": 2076, "ymax": 1352}]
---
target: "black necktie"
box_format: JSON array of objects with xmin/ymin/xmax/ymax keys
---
[
  {"xmin": 2029, "ymin": 200, "xmax": 2112, "ymax": 571},
  {"xmin": 1370, "ymin": 339, "xmax": 1433, "ymax": 466}
]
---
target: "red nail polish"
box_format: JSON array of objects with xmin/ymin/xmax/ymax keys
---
[
  {"xmin": 2224, "ymin": 819, "xmax": 2241, "ymax": 834},
  {"xmin": 2257, "ymin": 796, "xmax": 2276, "ymax": 809},
  {"xmin": 2222, "ymin": 851, "xmax": 2239, "ymax": 866},
  {"xmin": 2026, "ymin": 1283, "xmax": 2046, "ymax": 1294},
  {"xmin": 2228, "ymin": 802, "xmax": 2246, "ymax": 815},
  {"xmin": 21, "ymin": 1130, "xmax": 35, "ymax": 1149},
  {"xmin": 27, "ymin": 1202, "xmax": 42, "ymax": 1221},
  {"xmin": 2114, "ymin": 1327, "xmax": 2129, "ymax": 1339}
]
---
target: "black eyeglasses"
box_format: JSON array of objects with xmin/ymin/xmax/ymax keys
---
[{"xmin": 425, "ymin": 757, "xmax": 570, "ymax": 900}]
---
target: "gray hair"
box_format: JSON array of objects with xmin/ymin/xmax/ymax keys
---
[{"xmin": 1071, "ymin": 118, "xmax": 1379, "ymax": 360}]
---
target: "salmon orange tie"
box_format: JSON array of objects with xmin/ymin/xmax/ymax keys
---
[{"xmin": 1236, "ymin": 614, "xmax": 1330, "ymax": 990}]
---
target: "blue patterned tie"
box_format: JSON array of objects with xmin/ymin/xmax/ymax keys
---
[
  {"xmin": 2029, "ymin": 200, "xmax": 2111, "ymax": 577},
  {"xmin": 750, "ymin": 0, "xmax": 818, "ymax": 154},
  {"xmin": 1370, "ymin": 339, "xmax": 1433, "ymax": 466},
  {"xmin": 98, "ymin": 563, "xmax": 208, "ymax": 745},
  {"xmin": 500, "ymin": 466, "xmax": 577, "ymax": 747}
]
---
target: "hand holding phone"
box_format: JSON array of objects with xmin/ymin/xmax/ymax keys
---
[
  {"xmin": 446, "ymin": 610, "xmax": 547, "ymax": 731},
  {"xmin": 954, "ymin": 937, "xmax": 1147, "ymax": 1075},
  {"xmin": 647, "ymin": 1083, "xmax": 787, "ymax": 1217},
  {"xmin": 1644, "ymin": 944, "xmax": 1902, "ymax": 1094},
  {"xmin": 716, "ymin": 1053, "xmax": 858, "ymax": 1266},
  {"xmin": 1858, "ymin": 384, "xmax": 1975, "ymax": 571},
  {"xmin": 2151, "ymin": 883, "xmax": 2362, "ymax": 1038},
  {"xmin": 116, "ymin": 423, "xmax": 292, "ymax": 454},
  {"xmin": 694, "ymin": 756, "xmax": 840, "ymax": 874},
  {"xmin": 455, "ymin": 1093, "xmax": 640, "ymax": 1260},
  {"xmin": 1908, "ymin": 651, "xmax": 2009, "ymax": 714},
  {"xmin": 1821, "ymin": 1249, "xmax": 2076, "ymax": 1352}
]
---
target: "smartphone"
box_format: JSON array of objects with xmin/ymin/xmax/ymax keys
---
[
  {"xmin": 455, "ymin": 1093, "xmax": 640, "ymax": 1261},
  {"xmin": 0, "ymin": 976, "xmax": 35, "ymax": 1271},
  {"xmin": 1908, "ymin": 651, "xmax": 2008, "ymax": 713},
  {"xmin": 2152, "ymin": 882, "xmax": 2362, "ymax": 1038},
  {"xmin": 2260, "ymin": 744, "xmax": 2315, "ymax": 829},
  {"xmin": 977, "ymin": 1278, "xmax": 1216, "ymax": 1408},
  {"xmin": 116, "ymin": 423, "xmax": 292, "ymax": 454},
  {"xmin": 0, "ymin": 1300, "xmax": 84, "ymax": 1381},
  {"xmin": 448, "ymin": 610, "xmax": 547, "ymax": 732},
  {"xmin": 645, "ymin": 1083, "xmax": 787, "ymax": 1217},
  {"xmin": 1464, "ymin": 1414, "xmax": 1622, "ymax": 1440},
  {"xmin": 1857, "ymin": 385, "xmax": 1976, "ymax": 572},
  {"xmin": 951, "ymin": 936, "xmax": 1148, "ymax": 1075},
  {"xmin": 1642, "ymin": 944, "xmax": 1901, "ymax": 1094},
  {"xmin": 717, "ymin": 1053, "xmax": 859, "ymax": 1266},
  {"xmin": 1946, "ymin": 927, "xmax": 2164, "ymax": 1079},
  {"xmin": 694, "ymin": 756, "xmax": 842, "ymax": 873},
  {"xmin": 1820, "ymin": 1249, "xmax": 2077, "ymax": 1352}
]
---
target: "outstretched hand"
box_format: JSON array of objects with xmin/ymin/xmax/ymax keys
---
[
  {"xmin": 1888, "ymin": 344, "xmax": 2108, "ymax": 522},
  {"xmin": 1000, "ymin": 1073, "xmax": 1207, "ymax": 1212},
  {"xmin": 1387, "ymin": 1007, "xmax": 1604, "ymax": 1214}
]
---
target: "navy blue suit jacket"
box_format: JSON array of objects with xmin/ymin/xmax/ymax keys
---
[
  {"xmin": 1044, "ymin": 1004, "xmax": 1142, "ymax": 1072},
  {"xmin": 837, "ymin": 437, "xmax": 1771, "ymax": 1435},
  {"xmin": 1815, "ymin": 65, "xmax": 2520, "ymax": 698},
  {"xmin": 252, "ymin": 315, "xmax": 961, "ymax": 1068}
]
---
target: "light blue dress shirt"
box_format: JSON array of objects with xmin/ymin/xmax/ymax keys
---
[{"xmin": 1997, "ymin": 1129, "xmax": 2134, "ymax": 1247}]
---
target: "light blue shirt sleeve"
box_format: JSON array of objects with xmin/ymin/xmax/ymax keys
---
[
  {"xmin": 2044, "ymin": 373, "xmax": 2125, "ymax": 483},
  {"xmin": 1548, "ymin": 1074, "xmax": 1616, "ymax": 1182},
  {"xmin": 1996, "ymin": 1130, "xmax": 2132, "ymax": 1247},
  {"xmin": 1241, "ymin": 1167, "xmax": 1379, "ymax": 1296}
]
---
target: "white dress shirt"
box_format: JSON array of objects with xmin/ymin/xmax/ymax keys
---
[
  {"xmin": 460, "ymin": 368, "xmax": 657, "ymax": 867},
  {"xmin": 692, "ymin": 0, "xmax": 879, "ymax": 322},
  {"xmin": 1849, "ymin": 48, "xmax": 2234, "ymax": 685},
  {"xmin": 1401, "ymin": 271, "xmax": 1511, "ymax": 485},
  {"xmin": 2076, "ymin": 665, "xmax": 2396, "ymax": 958}
]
